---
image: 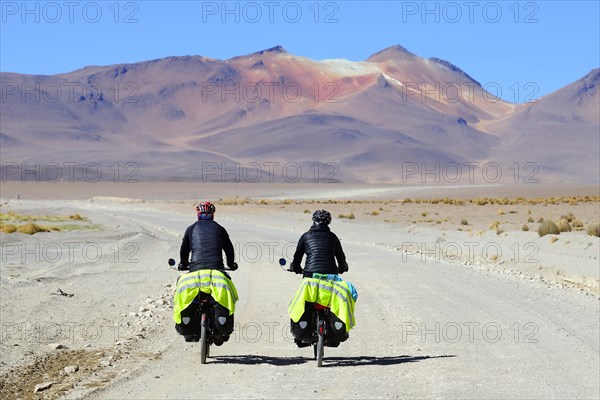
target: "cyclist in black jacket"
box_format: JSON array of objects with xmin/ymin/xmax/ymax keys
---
[
  {"xmin": 178, "ymin": 201, "xmax": 237, "ymax": 272},
  {"xmin": 290, "ymin": 210, "xmax": 348, "ymax": 277}
]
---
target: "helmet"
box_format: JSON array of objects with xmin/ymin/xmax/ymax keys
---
[
  {"xmin": 196, "ymin": 201, "xmax": 215, "ymax": 215},
  {"xmin": 312, "ymin": 209, "xmax": 331, "ymax": 225}
]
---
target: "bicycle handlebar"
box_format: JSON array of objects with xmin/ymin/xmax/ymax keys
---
[{"xmin": 167, "ymin": 258, "xmax": 237, "ymax": 272}]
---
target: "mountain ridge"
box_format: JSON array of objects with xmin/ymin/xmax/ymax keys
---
[{"xmin": 1, "ymin": 45, "xmax": 598, "ymax": 183}]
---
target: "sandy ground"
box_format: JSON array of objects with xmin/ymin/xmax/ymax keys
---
[{"xmin": 0, "ymin": 183, "xmax": 598, "ymax": 399}]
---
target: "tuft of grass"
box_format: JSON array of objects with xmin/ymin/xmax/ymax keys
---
[
  {"xmin": 538, "ymin": 220, "xmax": 559, "ymax": 237},
  {"xmin": 338, "ymin": 213, "xmax": 355, "ymax": 220},
  {"xmin": 1, "ymin": 211, "xmax": 89, "ymax": 223},
  {"xmin": 560, "ymin": 213, "xmax": 575, "ymax": 222},
  {"xmin": 421, "ymin": 212, "xmax": 427, "ymax": 217},
  {"xmin": 460, "ymin": 219, "xmax": 468, "ymax": 225},
  {"xmin": 571, "ymin": 219, "xmax": 584, "ymax": 228},
  {"xmin": 488, "ymin": 221, "xmax": 503, "ymax": 235},
  {"xmin": 303, "ymin": 209, "xmax": 310, "ymax": 214},
  {"xmin": 527, "ymin": 217, "xmax": 534, "ymax": 223},
  {"xmin": 549, "ymin": 236, "xmax": 559, "ymax": 243},
  {"xmin": 527, "ymin": 209, "xmax": 532, "ymax": 215},
  {"xmin": 488, "ymin": 221, "xmax": 501, "ymax": 231},
  {"xmin": 220, "ymin": 197, "xmax": 250, "ymax": 205},
  {"xmin": 52, "ymin": 224, "xmax": 102, "ymax": 232},
  {"xmin": 537, "ymin": 217, "xmax": 544, "ymax": 223},
  {"xmin": 0, "ymin": 223, "xmax": 17, "ymax": 233},
  {"xmin": 1, "ymin": 219, "xmax": 101, "ymax": 234},
  {"xmin": 522, "ymin": 224, "xmax": 529, "ymax": 231},
  {"xmin": 556, "ymin": 218, "xmax": 571, "ymax": 233},
  {"xmin": 497, "ymin": 209, "xmax": 505, "ymax": 215},
  {"xmin": 16, "ymin": 223, "xmax": 50, "ymax": 235},
  {"xmin": 587, "ymin": 223, "xmax": 600, "ymax": 237}
]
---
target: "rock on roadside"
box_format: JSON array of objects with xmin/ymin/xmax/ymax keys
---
[
  {"xmin": 34, "ymin": 381, "xmax": 54, "ymax": 393},
  {"xmin": 64, "ymin": 365, "xmax": 79, "ymax": 374}
]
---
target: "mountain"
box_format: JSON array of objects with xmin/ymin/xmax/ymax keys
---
[
  {"xmin": 484, "ymin": 69, "xmax": 599, "ymax": 183},
  {"xmin": 0, "ymin": 46, "xmax": 597, "ymax": 183}
]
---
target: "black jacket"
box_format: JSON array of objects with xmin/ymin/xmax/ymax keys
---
[
  {"xmin": 291, "ymin": 223, "xmax": 348, "ymax": 277},
  {"xmin": 180, "ymin": 220, "xmax": 235, "ymax": 272}
]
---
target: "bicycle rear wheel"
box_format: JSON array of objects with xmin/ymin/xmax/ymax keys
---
[
  {"xmin": 316, "ymin": 316, "xmax": 325, "ymax": 367},
  {"xmin": 200, "ymin": 313, "xmax": 209, "ymax": 364}
]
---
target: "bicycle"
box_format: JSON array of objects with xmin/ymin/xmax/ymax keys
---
[
  {"xmin": 279, "ymin": 258, "xmax": 348, "ymax": 367},
  {"xmin": 169, "ymin": 258, "xmax": 236, "ymax": 364}
]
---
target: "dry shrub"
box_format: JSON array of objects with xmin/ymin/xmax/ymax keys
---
[
  {"xmin": 556, "ymin": 218, "xmax": 572, "ymax": 233},
  {"xmin": 522, "ymin": 224, "xmax": 529, "ymax": 231},
  {"xmin": 69, "ymin": 213, "xmax": 83, "ymax": 220},
  {"xmin": 16, "ymin": 223, "xmax": 49, "ymax": 235},
  {"xmin": 538, "ymin": 220, "xmax": 559, "ymax": 237},
  {"xmin": 370, "ymin": 211, "xmax": 380, "ymax": 216},
  {"xmin": 221, "ymin": 197, "xmax": 249, "ymax": 205},
  {"xmin": 497, "ymin": 209, "xmax": 505, "ymax": 215},
  {"xmin": 0, "ymin": 224, "xmax": 17, "ymax": 233},
  {"xmin": 571, "ymin": 219, "xmax": 584, "ymax": 228},
  {"xmin": 339, "ymin": 213, "xmax": 355, "ymax": 220},
  {"xmin": 488, "ymin": 221, "xmax": 503, "ymax": 235},
  {"xmin": 488, "ymin": 221, "xmax": 501, "ymax": 231},
  {"xmin": 587, "ymin": 224, "xmax": 600, "ymax": 237},
  {"xmin": 549, "ymin": 237, "xmax": 559, "ymax": 243},
  {"xmin": 560, "ymin": 213, "xmax": 575, "ymax": 222},
  {"xmin": 527, "ymin": 217, "xmax": 534, "ymax": 223},
  {"xmin": 537, "ymin": 217, "xmax": 544, "ymax": 223},
  {"xmin": 460, "ymin": 219, "xmax": 468, "ymax": 225}
]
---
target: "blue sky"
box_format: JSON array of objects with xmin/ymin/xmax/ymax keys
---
[{"xmin": 1, "ymin": 1, "xmax": 598, "ymax": 102}]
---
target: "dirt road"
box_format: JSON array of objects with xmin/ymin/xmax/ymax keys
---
[
  {"xmin": 76, "ymin": 203, "xmax": 599, "ymax": 399},
  {"xmin": 1, "ymin": 197, "xmax": 597, "ymax": 399}
]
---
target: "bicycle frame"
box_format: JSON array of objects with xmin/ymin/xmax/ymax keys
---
[{"xmin": 314, "ymin": 303, "xmax": 329, "ymax": 337}]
